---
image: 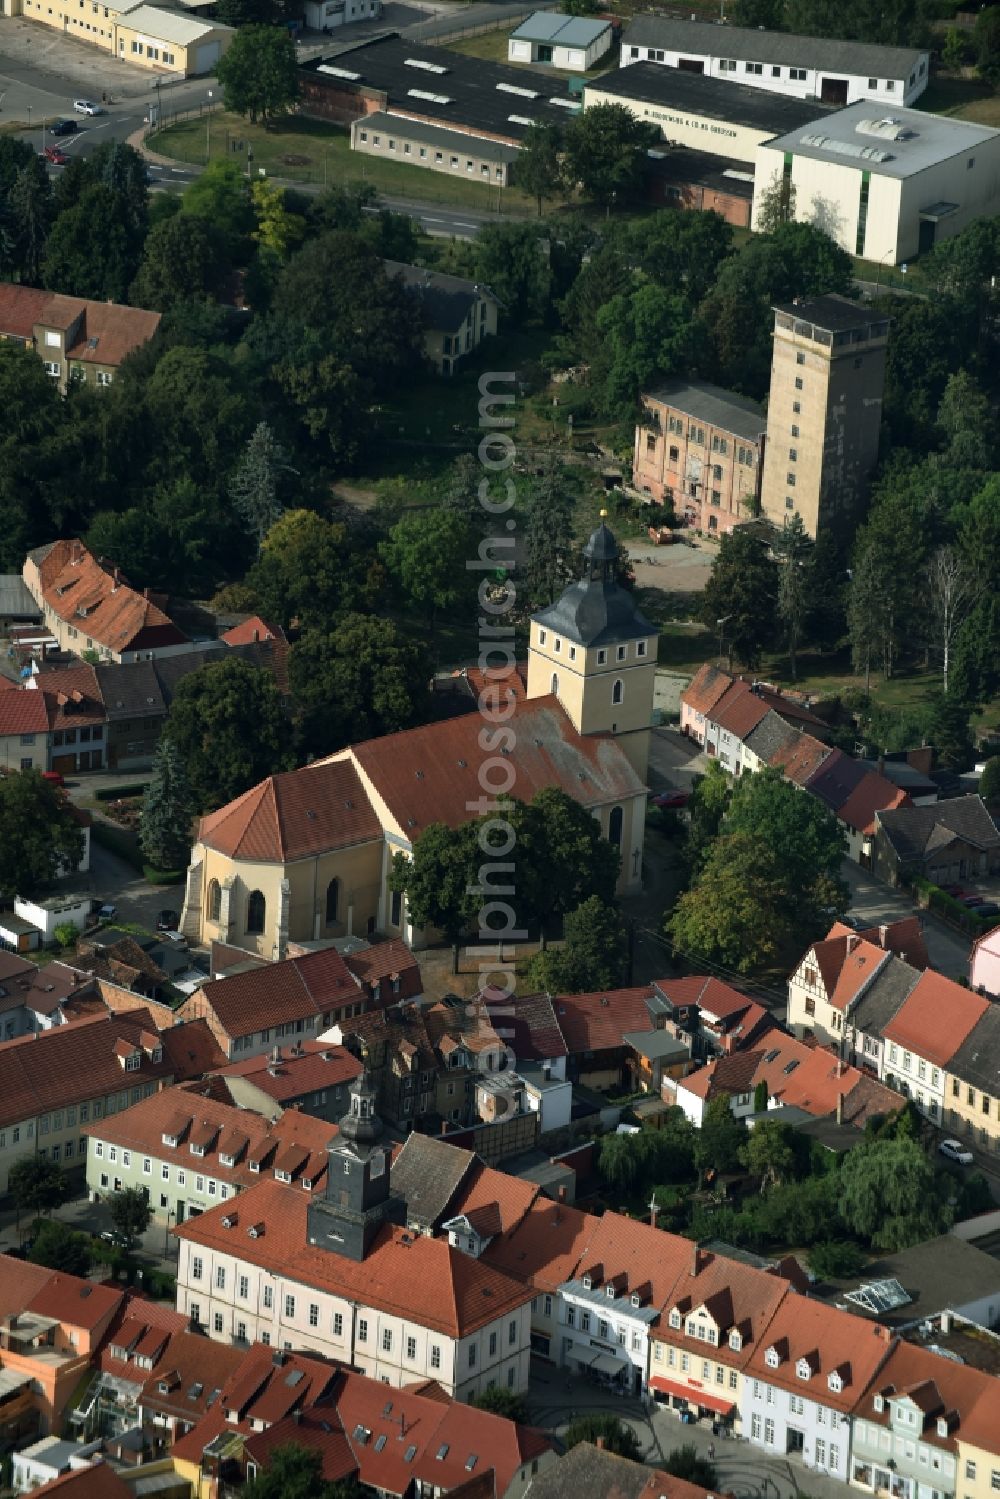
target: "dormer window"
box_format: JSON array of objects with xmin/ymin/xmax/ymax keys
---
[
  {"xmin": 219, "ymin": 1153, "xmax": 234, "ymax": 1168},
  {"xmin": 765, "ymin": 1346, "xmax": 780, "ymax": 1368},
  {"xmin": 936, "ymin": 1417, "xmax": 948, "ymax": 1438},
  {"xmin": 302, "ymin": 1176, "xmax": 313, "ymax": 1190},
  {"xmin": 729, "ymin": 1330, "xmax": 742, "ymax": 1352},
  {"xmin": 796, "ymin": 1358, "xmax": 812, "ymax": 1380},
  {"xmin": 151, "ymin": 1046, "xmax": 162, "ymax": 1063},
  {"xmin": 828, "ymin": 1372, "xmax": 843, "ymax": 1393},
  {"xmin": 190, "ymin": 1143, "xmax": 205, "ymax": 1157},
  {"xmin": 275, "ymin": 1169, "xmax": 292, "ymax": 1184},
  {"xmin": 669, "ymin": 1310, "xmax": 682, "ymax": 1330},
  {"xmin": 873, "ymin": 1394, "xmax": 884, "ymax": 1413},
  {"xmin": 606, "ymin": 1285, "xmax": 615, "ymax": 1300},
  {"xmin": 162, "ymin": 1133, "xmax": 178, "ymax": 1148},
  {"xmin": 249, "ymin": 1160, "xmax": 260, "ymax": 1173},
  {"xmin": 582, "ymin": 1275, "xmax": 592, "ymax": 1291},
  {"xmin": 125, "ymin": 1052, "xmax": 140, "ymax": 1071},
  {"xmin": 631, "ymin": 1293, "xmax": 641, "ymax": 1308}
]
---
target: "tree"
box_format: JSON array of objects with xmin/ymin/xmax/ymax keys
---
[
  {"xmin": 740, "ymin": 1120, "xmax": 796, "ymax": 1193},
  {"xmin": 807, "ymin": 1239, "xmax": 865, "ymax": 1281},
  {"xmin": 140, "ymin": 736, "xmax": 194, "ymax": 874},
  {"xmin": 381, "ymin": 508, "xmax": 476, "ymax": 641},
  {"xmin": 181, "ymin": 160, "xmax": 255, "ymax": 255},
  {"xmin": 163, "ymin": 657, "xmax": 293, "ymax": 812},
  {"xmin": 230, "ymin": 421, "xmax": 295, "ymax": 553},
  {"xmin": 9, "ymin": 158, "xmax": 53, "ymax": 285},
  {"xmin": 130, "ymin": 213, "xmax": 227, "ymax": 311},
  {"xmin": 109, "ymin": 1186, "xmax": 153, "ymax": 1254},
  {"xmin": 564, "ymin": 1416, "xmax": 642, "ymax": 1462},
  {"xmin": 937, "ymin": 371, "xmax": 994, "ymax": 469},
  {"xmin": 473, "ymin": 222, "xmax": 552, "ymax": 322},
  {"xmin": 470, "ymin": 1387, "xmax": 529, "ymax": 1423},
  {"xmin": 522, "ymin": 896, "xmax": 628, "ymax": 994},
  {"xmin": 251, "ymin": 178, "xmax": 306, "ymax": 263},
  {"xmin": 563, "ymin": 103, "xmax": 658, "ymax": 209},
  {"xmin": 729, "ymin": 0, "xmax": 785, "ymax": 24},
  {"xmin": 594, "ymin": 283, "xmax": 693, "ymax": 417},
  {"xmin": 974, "ymin": 5, "xmax": 1000, "ymax": 80},
  {"xmin": 8, "ymin": 1157, "xmax": 71, "ymax": 1226},
  {"xmin": 695, "ymin": 1095, "xmax": 747, "ymax": 1182},
  {"xmin": 244, "ymin": 1444, "xmax": 363, "ymax": 1499},
  {"xmin": 29, "ymin": 1219, "xmax": 93, "ymax": 1277},
  {"xmin": 699, "ymin": 529, "xmax": 778, "ymax": 669},
  {"xmin": 685, "ymin": 761, "xmax": 732, "ymax": 870},
  {"xmin": 755, "ymin": 169, "xmax": 797, "ymax": 234},
  {"xmin": 524, "ymin": 456, "xmax": 575, "ymax": 609},
  {"xmin": 0, "ymin": 772, "xmax": 85, "ymax": 898},
  {"xmin": 217, "ymin": 26, "xmax": 299, "ymax": 124},
  {"xmin": 510, "ymin": 788, "xmax": 620, "ymax": 947},
  {"xmin": 661, "ymin": 1446, "xmax": 718, "ymax": 1488},
  {"xmin": 726, "ymin": 767, "xmax": 846, "ymax": 895},
  {"xmin": 389, "ymin": 823, "xmax": 481, "ymax": 973},
  {"xmin": 515, "ymin": 122, "xmax": 565, "ymax": 216},
  {"xmin": 598, "ymin": 1131, "xmax": 642, "ymax": 1194},
  {"xmin": 925, "ymin": 545, "xmax": 980, "ymax": 695},
  {"xmin": 288, "ymin": 614, "xmax": 432, "ymax": 757},
  {"xmin": 980, "ymin": 757, "xmax": 1000, "ymax": 806},
  {"xmin": 628, "ymin": 209, "xmax": 734, "ymax": 306},
  {"xmin": 773, "ymin": 514, "xmax": 813, "ymax": 680},
  {"xmin": 847, "ymin": 542, "xmax": 886, "ymax": 694},
  {"xmin": 839, "ymin": 1137, "xmax": 952, "ymax": 1250},
  {"xmin": 42, "ymin": 185, "xmax": 141, "ymax": 302},
  {"xmin": 927, "ymin": 690, "xmax": 974, "ymax": 772},
  {"xmin": 215, "ymin": 0, "xmax": 280, "ymax": 25}
]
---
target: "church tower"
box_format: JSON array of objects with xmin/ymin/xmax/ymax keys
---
[
  {"xmin": 306, "ymin": 1071, "xmax": 402, "ymax": 1262},
  {"xmin": 526, "ymin": 513, "xmax": 658, "ymax": 783}
]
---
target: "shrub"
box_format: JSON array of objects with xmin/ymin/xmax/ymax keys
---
[
  {"xmin": 95, "ymin": 783, "xmax": 149, "ymax": 801},
  {"xmin": 808, "ymin": 1239, "xmax": 865, "ymax": 1281},
  {"xmin": 91, "ymin": 821, "xmax": 143, "ymax": 872},
  {"xmin": 52, "ymin": 922, "xmax": 79, "ymax": 948}
]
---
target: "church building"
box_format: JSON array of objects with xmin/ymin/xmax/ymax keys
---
[{"xmin": 179, "ymin": 517, "xmax": 658, "ymax": 959}]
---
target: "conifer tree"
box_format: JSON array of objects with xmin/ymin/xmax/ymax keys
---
[{"xmin": 139, "ymin": 735, "xmax": 194, "ymax": 873}]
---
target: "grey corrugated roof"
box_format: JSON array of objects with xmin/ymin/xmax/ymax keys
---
[
  {"xmin": 511, "ymin": 11, "xmax": 611, "ymax": 46},
  {"xmin": 95, "ymin": 661, "xmax": 165, "ymax": 721},
  {"xmin": 359, "ymin": 111, "xmax": 519, "ymax": 163},
  {"xmin": 743, "ymin": 709, "xmax": 799, "ymax": 764},
  {"xmin": 849, "ymin": 957, "xmax": 920, "ymax": 1034},
  {"xmin": 588, "ymin": 61, "xmax": 830, "ymax": 133},
  {"xmin": 0, "ymin": 576, "xmax": 41, "ymax": 619},
  {"xmin": 947, "ymin": 1004, "xmax": 1000, "ymax": 1096},
  {"xmin": 877, "ymin": 795, "xmax": 1000, "ymax": 864},
  {"xmin": 621, "ymin": 16, "xmax": 924, "ymax": 77},
  {"xmin": 643, "ymin": 377, "xmax": 764, "ymax": 442},
  {"xmin": 390, "ymin": 1132, "xmax": 476, "ymax": 1231},
  {"xmin": 383, "ymin": 259, "xmax": 497, "ymax": 333},
  {"xmin": 622, "ymin": 1029, "xmax": 689, "ymax": 1060}
]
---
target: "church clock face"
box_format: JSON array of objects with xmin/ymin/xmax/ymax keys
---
[{"xmin": 370, "ymin": 1149, "xmax": 385, "ymax": 1179}]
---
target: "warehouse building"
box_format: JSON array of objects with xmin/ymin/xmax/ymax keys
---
[
  {"xmin": 351, "ymin": 111, "xmax": 519, "ymax": 184},
  {"xmin": 508, "ymin": 12, "xmax": 613, "ymax": 71},
  {"xmin": 755, "ymin": 102, "xmax": 1000, "ymax": 263},
  {"xmin": 644, "ymin": 145, "xmax": 754, "ymax": 225},
  {"xmin": 584, "ymin": 64, "xmax": 831, "ymax": 164},
  {"xmin": 620, "ymin": 16, "xmax": 929, "ymax": 107},
  {"xmin": 13, "ymin": 0, "xmax": 232, "ymax": 74},
  {"xmin": 301, "ymin": 35, "xmax": 582, "ymax": 146}
]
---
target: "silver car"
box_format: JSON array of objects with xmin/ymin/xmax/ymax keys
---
[
  {"xmin": 938, "ymin": 1138, "xmax": 974, "ymax": 1166},
  {"xmin": 73, "ymin": 99, "xmax": 105, "ymax": 115}
]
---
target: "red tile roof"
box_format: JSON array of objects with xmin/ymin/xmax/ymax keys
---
[
  {"xmin": 447, "ymin": 1161, "xmax": 539, "ymax": 1237},
  {"xmin": 0, "ymin": 689, "xmax": 51, "ymax": 735},
  {"xmin": 173, "ymin": 1180, "xmax": 534, "ymax": 1338},
  {"xmin": 0, "ymin": 1255, "xmax": 123, "ymax": 1334},
  {"xmin": 29, "ymin": 1465, "xmax": 131, "ymax": 1499},
  {"xmin": 82, "ymin": 1082, "xmax": 337, "ymax": 1193},
  {"xmin": 768, "ymin": 731, "xmax": 831, "ymax": 786},
  {"xmin": 238, "ymin": 1406, "xmax": 357, "ymax": 1485},
  {"xmin": 658, "ymin": 1245, "xmax": 792, "ymax": 1363},
  {"xmin": 342, "ymin": 939, "xmax": 422, "ymax": 1000},
  {"xmin": 183, "ymin": 945, "xmax": 394, "ymax": 1040},
  {"xmin": 42, "ymin": 292, "xmax": 161, "ymax": 368},
  {"xmin": 882, "ymin": 970, "xmax": 989, "ymax": 1068},
  {"xmin": 0, "ymin": 283, "xmax": 53, "ymax": 339},
  {"xmin": 480, "ymin": 988, "xmax": 568, "ymax": 1060},
  {"xmin": 138, "ymin": 1330, "xmax": 247, "ymax": 1425},
  {"xmin": 197, "ymin": 758, "xmax": 381, "ymax": 862},
  {"xmin": 745, "ymin": 1297, "xmax": 893, "ymax": 1410},
  {"xmin": 857, "ymin": 1339, "xmax": 1000, "ymax": 1457},
  {"xmin": 683, "ymin": 1033, "xmax": 899, "ymax": 1125},
  {"xmin": 0, "ymin": 1010, "xmax": 217, "ymax": 1130},
  {"xmin": 220, "ymin": 616, "xmax": 287, "ymax": 647},
  {"xmin": 569, "ymin": 1210, "xmax": 694, "ymax": 1311},
  {"xmin": 826, "ymin": 917, "xmax": 929, "ymax": 972},
  {"xmin": 212, "ymin": 1040, "xmax": 363, "ymax": 1104},
  {"xmin": 807, "ymin": 935, "xmax": 891, "ymax": 1013},
  {"xmin": 837, "ymin": 771, "xmax": 910, "ymax": 835},
  {"xmin": 682, "ymin": 663, "xmax": 734, "ymax": 718},
  {"xmin": 348, "ymin": 694, "xmax": 646, "ymax": 840},
  {"xmin": 552, "ymin": 986, "xmax": 654, "ymax": 1054},
  {"xmin": 484, "ymin": 1199, "xmax": 593, "ymax": 1292},
  {"xmin": 29, "ymin": 541, "xmax": 186, "ymax": 655},
  {"xmin": 709, "ymin": 680, "xmax": 771, "ymax": 740}
]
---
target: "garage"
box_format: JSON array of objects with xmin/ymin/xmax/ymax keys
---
[{"xmin": 195, "ymin": 38, "xmax": 221, "ymax": 73}]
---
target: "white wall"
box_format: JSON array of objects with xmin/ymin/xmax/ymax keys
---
[
  {"xmin": 583, "ymin": 82, "xmax": 766, "ymax": 164},
  {"xmin": 620, "ymin": 42, "xmax": 929, "ymax": 105},
  {"xmin": 14, "ymin": 894, "xmax": 90, "ymax": 940},
  {"xmin": 741, "ymin": 1375, "xmax": 852, "ymax": 1480}
]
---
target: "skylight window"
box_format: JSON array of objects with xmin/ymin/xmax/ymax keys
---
[
  {"xmin": 404, "ymin": 57, "xmax": 448, "ymax": 72},
  {"xmin": 407, "ymin": 89, "xmax": 452, "ymax": 103},
  {"xmin": 496, "ymin": 82, "xmax": 538, "ymax": 97}
]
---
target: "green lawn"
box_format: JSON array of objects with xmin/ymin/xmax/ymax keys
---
[
  {"xmin": 150, "ymin": 110, "xmax": 537, "ymax": 211},
  {"xmin": 445, "ymin": 25, "xmax": 616, "ymax": 79},
  {"xmin": 915, "ymin": 74, "xmax": 1000, "ymax": 126}
]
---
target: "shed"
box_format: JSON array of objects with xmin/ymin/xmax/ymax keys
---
[{"xmin": 509, "ymin": 11, "xmax": 613, "ymax": 70}]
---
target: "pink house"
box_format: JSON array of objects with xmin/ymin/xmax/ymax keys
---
[{"xmin": 971, "ymin": 925, "xmax": 1000, "ymax": 998}]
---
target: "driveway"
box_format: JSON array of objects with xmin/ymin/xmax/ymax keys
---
[
  {"xmin": 88, "ymin": 839, "xmax": 185, "ymax": 931},
  {"xmin": 647, "ymin": 725, "xmax": 708, "ymax": 794},
  {"xmin": 841, "ymin": 860, "xmax": 970, "ymax": 980}
]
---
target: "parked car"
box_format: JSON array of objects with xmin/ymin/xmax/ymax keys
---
[
  {"xmin": 97, "ymin": 903, "xmax": 117, "ymax": 921},
  {"xmin": 974, "ymin": 902, "xmax": 1000, "ymax": 918},
  {"xmin": 73, "ymin": 99, "xmax": 104, "ymax": 115},
  {"xmin": 41, "ymin": 769, "xmax": 65, "ymax": 787},
  {"xmin": 156, "ymin": 909, "xmax": 180, "ymax": 932},
  {"xmin": 42, "ymin": 145, "xmax": 68, "ymax": 165},
  {"xmin": 652, "ymin": 790, "xmax": 690, "ymax": 809},
  {"xmin": 941, "ymin": 884, "xmax": 968, "ymax": 898},
  {"xmin": 938, "ymin": 1138, "xmax": 974, "ymax": 1166},
  {"xmin": 50, "ymin": 118, "xmax": 78, "ymax": 135},
  {"xmin": 961, "ymin": 894, "xmax": 988, "ymax": 907}
]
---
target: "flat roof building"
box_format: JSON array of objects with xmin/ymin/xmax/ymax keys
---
[
  {"xmin": 508, "ymin": 12, "xmax": 613, "ymax": 71},
  {"xmin": 621, "ymin": 16, "xmax": 929, "ymax": 107},
  {"xmin": 755, "ymin": 101, "xmax": 1000, "ymax": 264},
  {"xmin": 584, "ymin": 63, "xmax": 831, "ymax": 164}
]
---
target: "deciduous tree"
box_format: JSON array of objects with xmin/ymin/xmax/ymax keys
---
[
  {"xmin": 243, "ymin": 1444, "xmax": 363, "ymax": 1499},
  {"xmin": 0, "ymin": 772, "xmax": 84, "ymax": 898},
  {"xmin": 109, "ymin": 1186, "xmax": 153, "ymax": 1253},
  {"xmin": 509, "ymin": 788, "xmax": 620, "ymax": 947},
  {"xmin": 470, "ymin": 1388, "xmax": 529, "ymax": 1423},
  {"xmin": 515, "ymin": 121, "xmax": 565, "ymax": 217},
  {"xmin": 473, "ymin": 221, "xmax": 552, "ymax": 321},
  {"xmin": 695, "ymin": 1095, "xmax": 747, "ymax": 1181},
  {"xmin": 840, "ymin": 1138, "xmax": 952, "ymax": 1250},
  {"xmin": 662, "ymin": 1446, "xmax": 718, "ymax": 1488},
  {"xmin": 130, "ymin": 213, "xmax": 226, "ymax": 311},
  {"xmin": 524, "ymin": 456, "xmax": 576, "ymax": 608},
  {"xmin": 288, "ymin": 614, "xmax": 432, "ymax": 757},
  {"xmin": 8, "ymin": 1157, "xmax": 71, "ymax": 1225},
  {"xmin": 741, "ymin": 1119, "xmax": 796, "ymax": 1193},
  {"xmin": 163, "ymin": 657, "xmax": 293, "ymax": 811},
  {"xmin": 389, "ymin": 824, "xmax": 481, "ymax": 973},
  {"xmin": 699, "ymin": 529, "xmax": 778, "ymax": 669},
  {"xmin": 564, "ymin": 1415, "xmax": 641, "ymax": 1462},
  {"xmin": 563, "ymin": 102, "xmax": 657, "ymax": 209},
  {"xmin": 925, "ymin": 545, "xmax": 980, "ymax": 694},
  {"xmin": 217, "ymin": 26, "xmax": 299, "ymax": 124},
  {"xmin": 773, "ymin": 513, "xmax": 813, "ymax": 680},
  {"xmin": 522, "ymin": 895, "xmax": 628, "ymax": 993},
  {"xmin": 29, "ymin": 1220, "xmax": 93, "ymax": 1276},
  {"xmin": 381, "ymin": 508, "xmax": 476, "ymax": 640}
]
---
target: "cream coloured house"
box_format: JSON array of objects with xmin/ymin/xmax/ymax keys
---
[{"xmin": 181, "ymin": 518, "xmax": 657, "ymax": 957}]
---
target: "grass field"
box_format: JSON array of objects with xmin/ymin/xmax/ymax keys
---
[
  {"xmin": 150, "ymin": 109, "xmax": 538, "ymax": 211},
  {"xmin": 916, "ymin": 74, "xmax": 1000, "ymax": 126},
  {"xmin": 445, "ymin": 25, "xmax": 616, "ymax": 79}
]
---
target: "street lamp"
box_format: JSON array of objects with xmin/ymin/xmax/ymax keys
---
[
  {"xmin": 205, "ymin": 88, "xmax": 213, "ymax": 163},
  {"xmin": 716, "ymin": 614, "xmax": 733, "ymax": 664},
  {"xmin": 162, "ymin": 1207, "xmax": 174, "ymax": 1256},
  {"xmin": 26, "ymin": 104, "xmax": 31, "ymax": 136}
]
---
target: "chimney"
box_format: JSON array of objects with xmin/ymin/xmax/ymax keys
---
[
  {"xmin": 595, "ymin": 1437, "xmax": 606, "ymax": 1451},
  {"xmin": 879, "ymin": 924, "xmax": 889, "ymax": 946},
  {"xmin": 441, "ymin": 1121, "xmax": 449, "ymax": 1136},
  {"xmin": 557, "ymin": 1186, "xmax": 567, "ymax": 1203},
  {"xmin": 879, "ymin": 1324, "xmax": 892, "ymax": 1343},
  {"xmin": 691, "ymin": 1243, "xmax": 701, "ymax": 1277},
  {"xmin": 846, "ymin": 935, "xmax": 859, "ymax": 954},
  {"xmin": 649, "ymin": 1197, "xmax": 659, "ymax": 1229},
  {"xmin": 836, "ymin": 1092, "xmax": 844, "ymax": 1125}
]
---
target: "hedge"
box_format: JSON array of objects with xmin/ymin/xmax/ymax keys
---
[
  {"xmin": 94, "ymin": 783, "xmax": 148, "ymax": 802},
  {"xmin": 91, "ymin": 820, "xmax": 143, "ymax": 872},
  {"xmin": 912, "ymin": 876, "xmax": 996, "ymax": 936}
]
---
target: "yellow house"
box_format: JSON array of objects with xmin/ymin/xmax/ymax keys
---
[
  {"xmin": 181, "ymin": 518, "xmax": 657, "ymax": 956},
  {"xmin": 944, "ymin": 1003, "xmax": 1000, "ymax": 1155},
  {"xmin": 13, "ymin": 0, "xmax": 233, "ymax": 75},
  {"xmin": 648, "ymin": 1244, "xmax": 793, "ymax": 1430}
]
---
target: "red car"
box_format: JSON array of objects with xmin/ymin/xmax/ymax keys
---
[
  {"xmin": 42, "ymin": 769, "xmax": 65, "ymax": 788},
  {"xmin": 652, "ymin": 790, "xmax": 690, "ymax": 809},
  {"xmin": 42, "ymin": 145, "xmax": 69, "ymax": 165}
]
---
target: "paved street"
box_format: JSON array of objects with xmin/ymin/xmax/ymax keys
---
[
  {"xmin": 841, "ymin": 860, "xmax": 970, "ymax": 980},
  {"xmin": 0, "ymin": 1185, "xmax": 179, "ymax": 1276},
  {"xmin": 527, "ymin": 1371, "xmax": 857, "ymax": 1499}
]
